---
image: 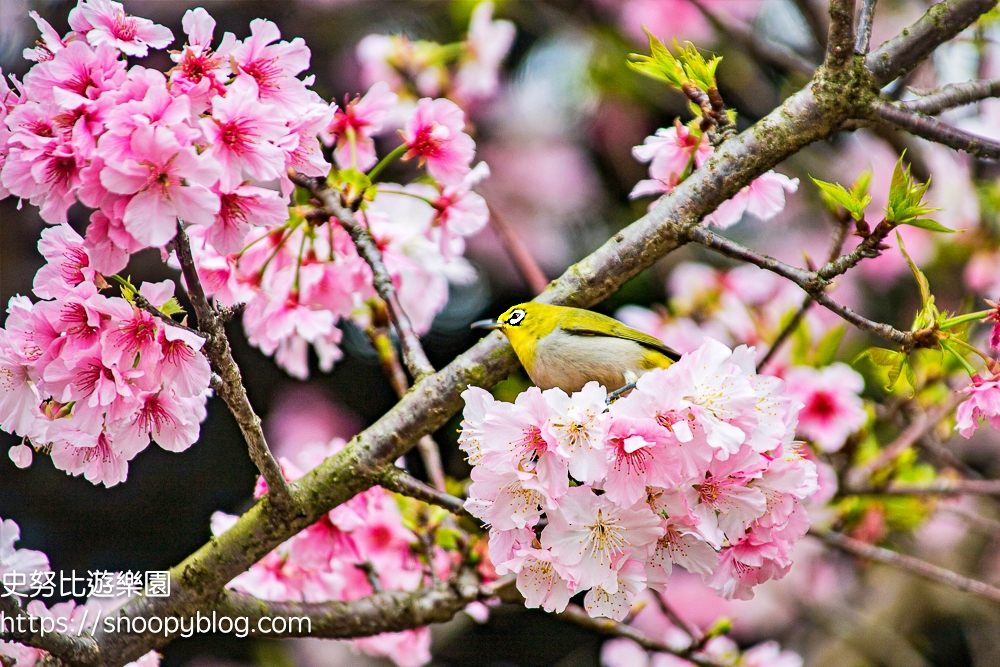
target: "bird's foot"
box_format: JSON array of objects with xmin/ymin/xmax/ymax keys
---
[{"xmin": 606, "ymin": 382, "xmax": 637, "ymax": 403}]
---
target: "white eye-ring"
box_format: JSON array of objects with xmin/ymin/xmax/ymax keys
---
[{"xmin": 507, "ymin": 309, "xmax": 526, "ymax": 326}]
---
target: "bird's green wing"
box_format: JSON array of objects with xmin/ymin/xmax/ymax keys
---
[{"xmin": 560, "ymin": 312, "xmax": 680, "ymax": 361}]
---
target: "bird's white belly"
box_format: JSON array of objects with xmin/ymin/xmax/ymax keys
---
[{"xmin": 529, "ymin": 327, "xmax": 650, "ymax": 393}]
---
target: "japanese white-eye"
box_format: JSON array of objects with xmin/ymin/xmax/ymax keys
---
[{"xmin": 472, "ymin": 302, "xmax": 680, "ymax": 393}]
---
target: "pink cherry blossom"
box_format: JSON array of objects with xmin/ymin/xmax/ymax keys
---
[
  {"xmin": 228, "ymin": 19, "xmax": 313, "ymax": 114},
  {"xmin": 542, "ymin": 486, "xmax": 662, "ymax": 591},
  {"xmin": 99, "ymin": 125, "xmax": 221, "ymax": 246},
  {"xmin": 0, "ymin": 517, "xmax": 50, "ymax": 583},
  {"xmin": 545, "ymin": 382, "xmax": 609, "ymax": 484},
  {"xmin": 401, "ymin": 98, "xmax": 476, "ymax": 184},
  {"xmin": 602, "ymin": 416, "xmax": 680, "ymax": 507},
  {"xmin": 204, "ymin": 184, "xmax": 288, "ymax": 255},
  {"xmin": 23, "ymin": 11, "xmax": 69, "ymax": 62},
  {"xmin": 681, "ymin": 448, "xmax": 768, "ymax": 547},
  {"xmin": 69, "ymin": 0, "xmax": 173, "ymax": 57},
  {"xmin": 955, "ymin": 374, "xmax": 1000, "ymax": 438},
  {"xmin": 201, "ymin": 77, "xmax": 289, "ymax": 190},
  {"xmin": 324, "ymin": 81, "xmax": 398, "ymax": 171},
  {"xmin": 584, "ymin": 557, "xmax": 647, "ymax": 621},
  {"xmin": 703, "ymin": 171, "xmax": 799, "ymax": 229},
  {"xmin": 452, "ymin": 2, "xmax": 516, "ymax": 103},
  {"xmin": 784, "ymin": 363, "xmax": 866, "ymax": 451},
  {"xmin": 511, "ymin": 547, "xmax": 575, "ymax": 613}
]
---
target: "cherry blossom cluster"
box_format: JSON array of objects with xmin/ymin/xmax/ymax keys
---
[
  {"xmin": 358, "ymin": 2, "xmax": 516, "ymax": 109},
  {"xmin": 617, "ymin": 262, "xmax": 869, "ymax": 454},
  {"xmin": 0, "ymin": 225, "xmax": 211, "ymax": 486},
  {"xmin": 212, "ymin": 438, "xmax": 451, "ymax": 667},
  {"xmin": 630, "ymin": 121, "xmax": 799, "ymax": 229},
  {"xmin": 0, "ymin": 516, "xmax": 159, "ymax": 667},
  {"xmin": 459, "ymin": 340, "xmax": 818, "ymax": 620},
  {"xmin": 0, "ymin": 0, "xmax": 499, "ymax": 379}
]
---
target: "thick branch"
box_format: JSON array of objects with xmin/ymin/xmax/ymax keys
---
[
  {"xmin": 873, "ymin": 100, "xmax": 1000, "ymax": 159},
  {"xmin": 556, "ymin": 605, "xmax": 728, "ymax": 667},
  {"xmin": 172, "ymin": 223, "xmax": 291, "ymax": 506},
  {"xmin": 812, "ymin": 529, "xmax": 1000, "ymax": 603},
  {"xmin": 214, "ymin": 576, "xmax": 482, "ymax": 639},
  {"xmin": 854, "ymin": 0, "xmax": 877, "ymax": 53},
  {"xmin": 904, "ymin": 78, "xmax": 1000, "ymax": 115},
  {"xmin": 866, "ymin": 0, "xmax": 999, "ymax": 85},
  {"xmin": 826, "ymin": 0, "xmax": 856, "ymax": 67},
  {"xmin": 293, "ymin": 174, "xmax": 436, "ymax": 380},
  {"xmin": 684, "ymin": 226, "xmax": 915, "ymax": 346},
  {"xmin": 0, "ymin": 598, "xmax": 99, "ymax": 666}
]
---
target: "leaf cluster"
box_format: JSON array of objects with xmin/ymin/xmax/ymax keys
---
[{"xmin": 627, "ymin": 29, "xmax": 721, "ymax": 92}]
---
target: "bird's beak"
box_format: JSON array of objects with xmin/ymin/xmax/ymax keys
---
[{"xmin": 471, "ymin": 319, "xmax": 502, "ymax": 330}]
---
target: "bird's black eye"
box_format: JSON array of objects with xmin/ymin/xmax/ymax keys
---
[{"xmin": 507, "ymin": 309, "xmax": 526, "ymax": 326}]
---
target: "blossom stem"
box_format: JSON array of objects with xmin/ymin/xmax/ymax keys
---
[
  {"xmin": 366, "ymin": 143, "xmax": 409, "ymax": 183},
  {"xmin": 486, "ymin": 202, "xmax": 550, "ymax": 295},
  {"xmin": 948, "ymin": 336, "xmax": 993, "ymax": 366},
  {"xmin": 811, "ymin": 529, "xmax": 1000, "ymax": 604},
  {"xmin": 556, "ymin": 605, "xmax": 729, "ymax": 667},
  {"xmin": 172, "ymin": 222, "xmax": 293, "ymax": 508},
  {"xmin": 939, "ymin": 310, "xmax": 993, "ymax": 329}
]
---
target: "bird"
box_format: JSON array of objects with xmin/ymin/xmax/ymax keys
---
[{"xmin": 471, "ymin": 302, "xmax": 680, "ymax": 393}]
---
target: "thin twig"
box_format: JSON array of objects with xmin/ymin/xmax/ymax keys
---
[
  {"xmin": 557, "ymin": 605, "xmax": 727, "ymax": 667},
  {"xmin": 486, "ymin": 202, "xmax": 550, "ymax": 295},
  {"xmin": 684, "ymin": 226, "xmax": 915, "ymax": 346},
  {"xmin": 355, "ymin": 562, "xmax": 383, "ymax": 593},
  {"xmin": 873, "ymin": 100, "xmax": 1000, "ymax": 159},
  {"xmin": 941, "ymin": 505, "xmax": 1000, "ymax": 538},
  {"xmin": 855, "ymin": 0, "xmax": 878, "ymax": 53},
  {"xmin": 845, "ymin": 478, "xmax": 1000, "ymax": 495},
  {"xmin": 655, "ymin": 594, "xmax": 703, "ymax": 643},
  {"xmin": 378, "ymin": 467, "xmax": 472, "ymax": 519},
  {"xmin": 811, "ymin": 529, "xmax": 1000, "ymax": 603},
  {"xmin": 291, "ymin": 171, "xmax": 436, "ymax": 380},
  {"xmin": 760, "ymin": 216, "xmax": 849, "ymax": 370},
  {"xmin": 791, "ymin": 0, "xmax": 828, "ymax": 52},
  {"xmin": 917, "ymin": 432, "xmax": 982, "ymax": 479},
  {"xmin": 866, "ymin": 0, "xmax": 999, "ymax": 85},
  {"xmin": 826, "ymin": 0, "xmax": 856, "ymax": 68},
  {"xmin": 846, "ymin": 395, "xmax": 962, "ymax": 488},
  {"xmin": 686, "ymin": 0, "xmax": 816, "ymax": 77},
  {"xmin": 365, "ymin": 300, "xmax": 447, "ymax": 490},
  {"xmin": 172, "ymin": 223, "xmax": 292, "ymax": 507},
  {"xmin": 903, "ymin": 78, "xmax": 1000, "ymax": 115}
]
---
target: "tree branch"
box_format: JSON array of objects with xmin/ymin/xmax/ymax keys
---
[
  {"xmin": 364, "ymin": 300, "xmax": 446, "ymax": 490},
  {"xmin": 0, "ymin": 598, "xmax": 99, "ymax": 666},
  {"xmin": 811, "ymin": 529, "xmax": 1000, "ymax": 604},
  {"xmin": 213, "ymin": 576, "xmax": 483, "ymax": 638},
  {"xmin": 854, "ymin": 0, "xmax": 878, "ymax": 53},
  {"xmin": 556, "ymin": 605, "xmax": 728, "ymax": 667},
  {"xmin": 826, "ymin": 0, "xmax": 856, "ymax": 68},
  {"xmin": 873, "ymin": 100, "xmax": 1000, "ymax": 159},
  {"xmin": 172, "ymin": 223, "xmax": 292, "ymax": 507},
  {"xmin": 378, "ymin": 467, "xmax": 473, "ymax": 520},
  {"xmin": 685, "ymin": 0, "xmax": 817, "ymax": 77},
  {"xmin": 684, "ymin": 226, "xmax": 915, "ymax": 346},
  {"xmin": 846, "ymin": 395, "xmax": 962, "ymax": 488},
  {"xmin": 291, "ymin": 173, "xmax": 436, "ymax": 381},
  {"xmin": 903, "ymin": 78, "xmax": 1000, "ymax": 115},
  {"xmin": 486, "ymin": 202, "xmax": 550, "ymax": 296},
  {"xmin": 866, "ymin": 0, "xmax": 999, "ymax": 85},
  {"xmin": 87, "ymin": 14, "xmax": 967, "ymax": 663},
  {"xmin": 844, "ymin": 478, "xmax": 1000, "ymax": 495}
]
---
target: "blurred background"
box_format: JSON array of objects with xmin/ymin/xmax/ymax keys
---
[{"xmin": 2, "ymin": 0, "xmax": 1000, "ymax": 665}]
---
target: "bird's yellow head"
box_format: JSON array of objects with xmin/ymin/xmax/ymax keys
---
[{"xmin": 470, "ymin": 302, "xmax": 561, "ymax": 371}]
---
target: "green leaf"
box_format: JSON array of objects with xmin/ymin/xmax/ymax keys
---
[
  {"xmin": 855, "ymin": 347, "xmax": 908, "ymax": 391},
  {"xmin": 675, "ymin": 40, "xmax": 721, "ymax": 89},
  {"xmin": 885, "ymin": 153, "xmax": 942, "ymax": 225},
  {"xmin": 159, "ymin": 297, "xmax": 186, "ymax": 317},
  {"xmin": 627, "ymin": 28, "xmax": 686, "ymax": 88},
  {"xmin": 900, "ymin": 218, "xmax": 957, "ymax": 233},
  {"xmin": 815, "ymin": 325, "xmax": 846, "ymax": 366},
  {"xmin": 810, "ymin": 176, "xmax": 870, "ymax": 220},
  {"xmin": 850, "ymin": 170, "xmax": 872, "ymax": 200},
  {"xmin": 896, "ymin": 231, "xmax": 932, "ymax": 311},
  {"xmin": 885, "ymin": 352, "xmax": 907, "ymax": 391},
  {"xmin": 902, "ymin": 358, "xmax": 917, "ymax": 396}
]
